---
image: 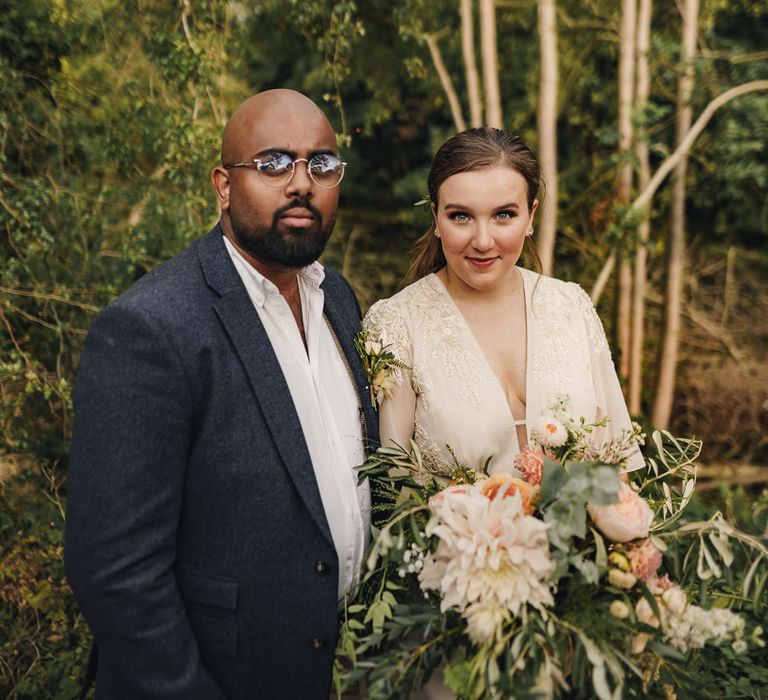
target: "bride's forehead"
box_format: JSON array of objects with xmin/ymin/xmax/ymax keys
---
[{"xmin": 438, "ymin": 167, "xmax": 528, "ymax": 204}]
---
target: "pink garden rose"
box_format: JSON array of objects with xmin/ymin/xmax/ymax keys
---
[
  {"xmin": 587, "ymin": 482, "xmax": 653, "ymax": 543},
  {"xmin": 514, "ymin": 445, "xmax": 545, "ymax": 486},
  {"xmin": 625, "ymin": 538, "xmax": 663, "ymax": 581}
]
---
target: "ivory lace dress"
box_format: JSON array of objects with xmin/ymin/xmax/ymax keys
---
[{"xmin": 363, "ymin": 268, "xmax": 644, "ymax": 482}]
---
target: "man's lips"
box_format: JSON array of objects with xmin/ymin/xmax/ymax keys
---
[{"xmin": 280, "ymin": 208, "xmax": 316, "ymax": 228}]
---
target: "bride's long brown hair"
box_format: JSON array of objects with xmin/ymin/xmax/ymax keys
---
[{"xmin": 405, "ymin": 128, "xmax": 543, "ymax": 285}]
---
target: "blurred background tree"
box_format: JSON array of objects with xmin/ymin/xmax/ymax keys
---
[{"xmin": 1, "ymin": 0, "xmax": 766, "ymax": 696}]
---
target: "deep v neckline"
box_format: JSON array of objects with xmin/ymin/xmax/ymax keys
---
[{"xmin": 429, "ymin": 272, "xmax": 530, "ymax": 433}]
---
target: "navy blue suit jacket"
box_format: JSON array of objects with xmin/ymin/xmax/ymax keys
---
[{"xmin": 65, "ymin": 226, "xmax": 379, "ymax": 699}]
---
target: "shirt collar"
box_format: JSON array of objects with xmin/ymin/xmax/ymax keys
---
[{"xmin": 223, "ymin": 234, "xmax": 325, "ymax": 307}]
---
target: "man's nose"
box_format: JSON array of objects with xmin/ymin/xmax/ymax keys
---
[{"xmin": 285, "ymin": 159, "xmax": 314, "ymax": 198}]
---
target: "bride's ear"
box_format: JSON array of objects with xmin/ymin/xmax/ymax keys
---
[
  {"xmin": 431, "ymin": 203, "xmax": 439, "ymax": 235},
  {"xmin": 530, "ymin": 198, "xmax": 539, "ymax": 220}
]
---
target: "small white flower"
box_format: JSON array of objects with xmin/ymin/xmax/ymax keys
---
[
  {"xmin": 732, "ymin": 639, "xmax": 748, "ymax": 654},
  {"xmin": 364, "ymin": 339, "xmax": 382, "ymax": 355},
  {"xmin": 531, "ymin": 413, "xmax": 568, "ymax": 448}
]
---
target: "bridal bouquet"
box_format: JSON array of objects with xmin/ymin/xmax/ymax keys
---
[{"xmin": 334, "ymin": 398, "xmax": 767, "ymax": 699}]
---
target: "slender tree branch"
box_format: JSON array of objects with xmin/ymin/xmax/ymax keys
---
[
  {"xmin": 591, "ymin": 79, "xmax": 768, "ymax": 303},
  {"xmin": 425, "ymin": 31, "xmax": 467, "ymax": 132},
  {"xmin": 460, "ymin": 0, "xmax": 483, "ymax": 128}
]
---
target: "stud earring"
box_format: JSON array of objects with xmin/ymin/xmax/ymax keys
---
[
  {"xmin": 527, "ymin": 226, "xmax": 534, "ymax": 238},
  {"xmin": 434, "ymin": 227, "xmax": 440, "ymax": 238}
]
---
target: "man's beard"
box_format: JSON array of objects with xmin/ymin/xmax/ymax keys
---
[{"xmin": 229, "ymin": 197, "xmax": 334, "ymax": 269}]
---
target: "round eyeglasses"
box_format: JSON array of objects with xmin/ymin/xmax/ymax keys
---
[{"xmin": 223, "ymin": 151, "xmax": 347, "ymax": 189}]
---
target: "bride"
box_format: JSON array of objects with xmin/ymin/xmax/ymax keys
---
[
  {"xmin": 364, "ymin": 127, "xmax": 643, "ymax": 482},
  {"xmin": 363, "ymin": 129, "xmax": 643, "ymax": 696}
]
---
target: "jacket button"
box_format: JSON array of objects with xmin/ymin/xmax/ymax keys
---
[
  {"xmin": 315, "ymin": 561, "xmax": 328, "ymax": 574},
  {"xmin": 312, "ymin": 638, "xmax": 326, "ymax": 650}
]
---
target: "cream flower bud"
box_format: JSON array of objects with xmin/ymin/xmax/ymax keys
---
[
  {"xmin": 635, "ymin": 598, "xmax": 660, "ymax": 628},
  {"xmin": 608, "ymin": 568, "xmax": 637, "ymax": 589},
  {"xmin": 364, "ymin": 339, "xmax": 382, "ymax": 355},
  {"xmin": 608, "ymin": 550, "xmax": 631, "ymax": 572},
  {"xmin": 632, "ymin": 632, "xmax": 651, "ymax": 655},
  {"xmin": 661, "ymin": 585, "xmax": 687, "ymax": 615},
  {"xmin": 609, "ymin": 600, "xmax": 630, "ymax": 619},
  {"xmin": 732, "ymin": 639, "xmax": 748, "ymax": 654}
]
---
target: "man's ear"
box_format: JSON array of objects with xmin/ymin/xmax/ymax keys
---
[{"xmin": 211, "ymin": 167, "xmax": 231, "ymax": 211}]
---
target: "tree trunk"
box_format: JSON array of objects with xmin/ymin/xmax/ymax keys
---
[
  {"xmin": 652, "ymin": 0, "xmax": 699, "ymax": 429},
  {"xmin": 425, "ymin": 31, "xmax": 467, "ymax": 132},
  {"xmin": 480, "ymin": 0, "xmax": 503, "ymax": 127},
  {"xmin": 629, "ymin": 0, "xmax": 652, "ymax": 416},
  {"xmin": 537, "ymin": 0, "xmax": 559, "ymax": 276},
  {"xmin": 615, "ymin": 0, "xmax": 637, "ymax": 388},
  {"xmin": 460, "ymin": 0, "xmax": 483, "ymax": 128}
]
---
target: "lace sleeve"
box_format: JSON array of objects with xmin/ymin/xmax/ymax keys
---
[
  {"xmin": 570, "ymin": 283, "xmax": 644, "ymax": 471},
  {"xmin": 570, "ymin": 282, "xmax": 609, "ymax": 358},
  {"xmin": 362, "ymin": 298, "xmax": 417, "ymax": 450},
  {"xmin": 363, "ymin": 298, "xmax": 412, "ymax": 386}
]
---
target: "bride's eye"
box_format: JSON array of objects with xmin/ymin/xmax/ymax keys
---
[
  {"xmin": 447, "ymin": 211, "xmax": 470, "ymax": 222},
  {"xmin": 496, "ymin": 210, "xmax": 517, "ymax": 221}
]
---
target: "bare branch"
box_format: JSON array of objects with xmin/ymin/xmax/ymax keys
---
[
  {"xmin": 591, "ymin": 79, "xmax": 768, "ymax": 303},
  {"xmin": 460, "ymin": 0, "xmax": 483, "ymax": 128},
  {"xmin": 480, "ymin": 0, "xmax": 503, "ymax": 127},
  {"xmin": 425, "ymin": 31, "xmax": 467, "ymax": 132}
]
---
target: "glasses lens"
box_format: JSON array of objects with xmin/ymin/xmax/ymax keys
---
[
  {"xmin": 308, "ymin": 155, "xmax": 344, "ymax": 188},
  {"xmin": 256, "ymin": 152, "xmax": 294, "ymax": 186}
]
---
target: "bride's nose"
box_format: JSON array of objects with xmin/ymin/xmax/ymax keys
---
[{"xmin": 471, "ymin": 222, "xmax": 493, "ymax": 252}]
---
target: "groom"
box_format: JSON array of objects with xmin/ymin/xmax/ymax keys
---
[{"xmin": 65, "ymin": 90, "xmax": 378, "ymax": 699}]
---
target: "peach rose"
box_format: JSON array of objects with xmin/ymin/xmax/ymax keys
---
[
  {"xmin": 625, "ymin": 538, "xmax": 663, "ymax": 581},
  {"xmin": 588, "ymin": 482, "xmax": 653, "ymax": 543},
  {"xmin": 514, "ymin": 444, "xmax": 545, "ymax": 485},
  {"xmin": 480, "ymin": 473, "xmax": 538, "ymax": 515}
]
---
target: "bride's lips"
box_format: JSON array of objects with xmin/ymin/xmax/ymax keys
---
[
  {"xmin": 279, "ymin": 208, "xmax": 316, "ymax": 228},
  {"xmin": 465, "ymin": 256, "xmax": 498, "ymax": 269}
]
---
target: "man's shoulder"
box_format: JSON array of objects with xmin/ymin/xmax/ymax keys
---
[{"xmin": 105, "ymin": 231, "xmax": 217, "ymax": 321}]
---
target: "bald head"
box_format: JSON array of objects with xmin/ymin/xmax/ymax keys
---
[{"xmin": 221, "ymin": 89, "xmax": 336, "ymax": 165}]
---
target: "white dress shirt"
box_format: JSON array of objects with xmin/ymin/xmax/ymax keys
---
[{"xmin": 224, "ymin": 236, "xmax": 370, "ymax": 599}]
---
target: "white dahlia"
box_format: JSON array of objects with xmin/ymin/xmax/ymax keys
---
[{"xmin": 418, "ymin": 483, "xmax": 555, "ymax": 644}]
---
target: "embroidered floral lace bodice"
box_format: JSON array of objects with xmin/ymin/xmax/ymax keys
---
[{"xmin": 363, "ymin": 270, "xmax": 643, "ymax": 479}]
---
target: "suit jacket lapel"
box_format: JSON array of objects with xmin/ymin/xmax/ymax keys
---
[
  {"xmin": 321, "ymin": 278, "xmax": 379, "ymax": 449},
  {"xmin": 198, "ymin": 228, "xmax": 333, "ymax": 546}
]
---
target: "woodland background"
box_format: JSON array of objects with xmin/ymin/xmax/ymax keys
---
[{"xmin": 1, "ymin": 0, "xmax": 766, "ymax": 697}]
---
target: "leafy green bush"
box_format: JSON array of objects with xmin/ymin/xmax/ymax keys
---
[{"xmin": 0, "ymin": 464, "xmax": 90, "ymax": 700}]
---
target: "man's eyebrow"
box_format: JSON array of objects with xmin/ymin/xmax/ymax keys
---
[{"xmin": 251, "ymin": 147, "xmax": 338, "ymax": 159}]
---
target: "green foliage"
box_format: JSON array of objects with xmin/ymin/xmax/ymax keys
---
[{"xmin": 0, "ymin": 463, "xmax": 90, "ymax": 699}]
